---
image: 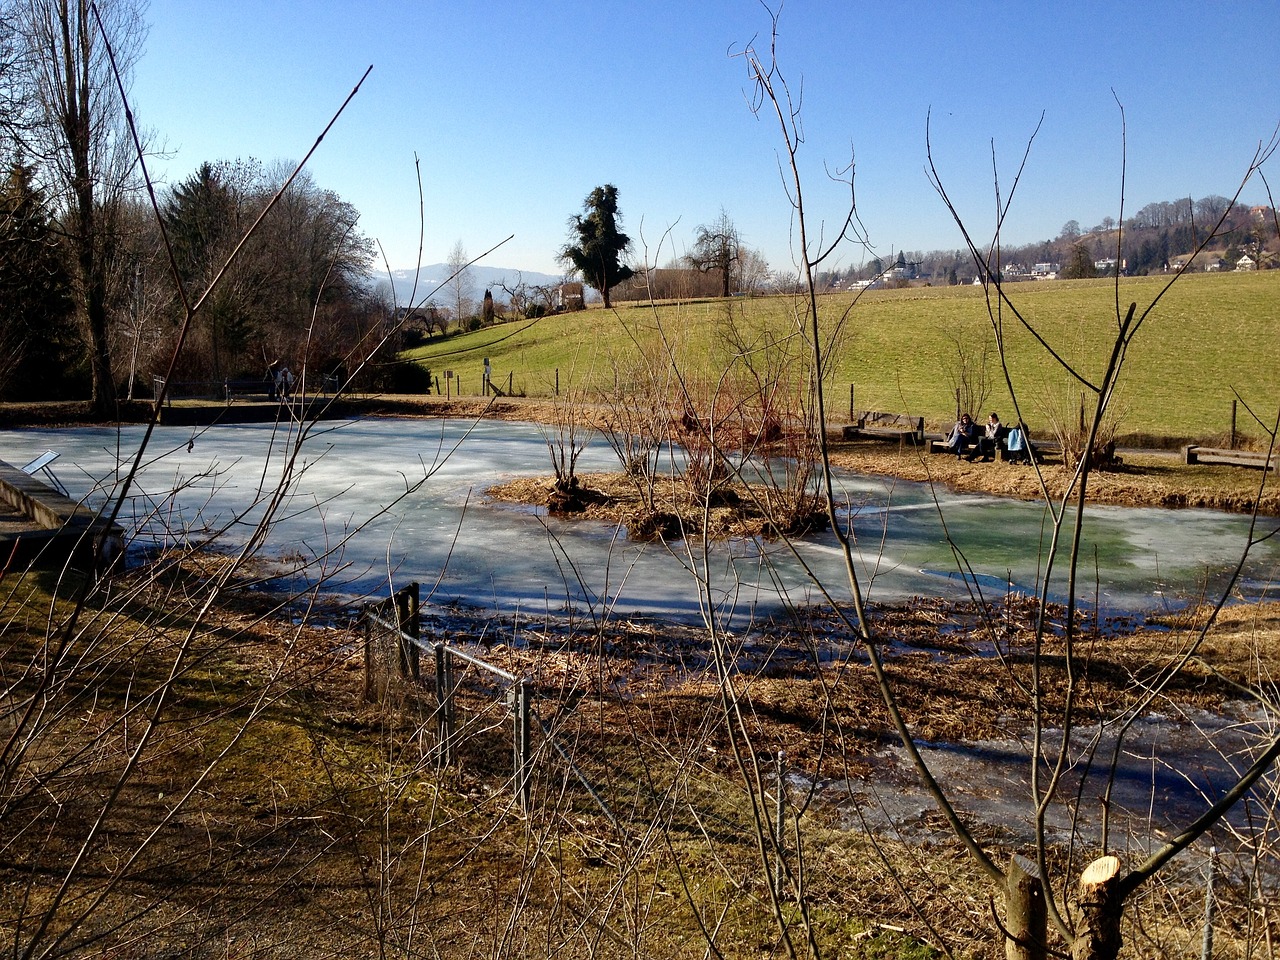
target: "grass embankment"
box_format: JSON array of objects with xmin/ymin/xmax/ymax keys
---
[{"xmin": 405, "ymin": 270, "xmax": 1280, "ymax": 445}]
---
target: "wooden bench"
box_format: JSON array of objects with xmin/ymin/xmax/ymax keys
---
[
  {"xmin": 929, "ymin": 430, "xmax": 1053, "ymax": 463},
  {"xmin": 224, "ymin": 378, "xmax": 272, "ymax": 401},
  {"xmin": 842, "ymin": 411, "xmax": 926, "ymax": 444},
  {"xmin": 1183, "ymin": 445, "xmax": 1276, "ymax": 471}
]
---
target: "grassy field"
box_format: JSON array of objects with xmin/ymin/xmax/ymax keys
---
[{"xmin": 405, "ymin": 270, "xmax": 1279, "ymax": 444}]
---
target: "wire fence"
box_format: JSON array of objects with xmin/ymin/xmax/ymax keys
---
[{"xmin": 361, "ymin": 583, "xmax": 538, "ymax": 813}]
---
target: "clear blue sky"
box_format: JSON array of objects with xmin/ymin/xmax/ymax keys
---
[{"xmin": 132, "ymin": 1, "xmax": 1280, "ymax": 278}]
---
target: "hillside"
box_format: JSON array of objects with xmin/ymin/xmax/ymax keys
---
[{"xmin": 403, "ymin": 270, "xmax": 1280, "ymax": 443}]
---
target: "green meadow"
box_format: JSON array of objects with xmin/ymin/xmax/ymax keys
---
[{"xmin": 404, "ymin": 270, "xmax": 1279, "ymax": 442}]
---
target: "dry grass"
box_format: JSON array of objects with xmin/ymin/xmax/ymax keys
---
[
  {"xmin": 5, "ymin": 545, "xmax": 1278, "ymax": 957},
  {"xmin": 825, "ymin": 438, "xmax": 1280, "ymax": 515}
]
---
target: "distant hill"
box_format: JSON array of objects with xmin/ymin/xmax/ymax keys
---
[{"xmin": 382, "ymin": 264, "xmax": 562, "ymax": 306}]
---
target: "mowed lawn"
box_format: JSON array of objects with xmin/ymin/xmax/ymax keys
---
[{"xmin": 404, "ymin": 270, "xmax": 1279, "ymax": 442}]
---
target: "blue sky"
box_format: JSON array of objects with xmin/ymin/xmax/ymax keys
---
[{"xmin": 132, "ymin": 1, "xmax": 1280, "ymax": 278}]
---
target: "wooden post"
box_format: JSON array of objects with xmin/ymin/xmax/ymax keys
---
[
  {"xmin": 1231, "ymin": 400, "xmax": 1238, "ymax": 450},
  {"xmin": 1005, "ymin": 855, "xmax": 1046, "ymax": 960},
  {"xmin": 395, "ymin": 582, "xmax": 420, "ymax": 681},
  {"xmin": 849, "ymin": 384, "xmax": 855, "ymax": 423},
  {"xmin": 1201, "ymin": 847, "xmax": 1217, "ymax": 960},
  {"xmin": 362, "ymin": 606, "xmax": 375, "ymax": 703},
  {"xmin": 774, "ymin": 750, "xmax": 786, "ymax": 898},
  {"xmin": 1072, "ymin": 856, "xmax": 1123, "ymax": 960},
  {"xmin": 555, "ymin": 367, "xmax": 560, "ymax": 396}
]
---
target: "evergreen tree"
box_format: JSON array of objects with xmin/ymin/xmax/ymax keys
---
[
  {"xmin": 1061, "ymin": 242, "xmax": 1097, "ymax": 280},
  {"xmin": 163, "ymin": 162, "xmax": 246, "ymax": 379},
  {"xmin": 0, "ymin": 158, "xmax": 76, "ymax": 399},
  {"xmin": 560, "ymin": 184, "xmax": 633, "ymax": 308}
]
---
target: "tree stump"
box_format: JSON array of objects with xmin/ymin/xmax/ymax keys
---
[
  {"xmin": 1072, "ymin": 856, "xmax": 1123, "ymax": 960},
  {"xmin": 1005, "ymin": 854, "xmax": 1047, "ymax": 960}
]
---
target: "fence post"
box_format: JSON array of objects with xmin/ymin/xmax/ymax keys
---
[
  {"xmin": 511, "ymin": 679, "xmax": 531, "ymax": 812},
  {"xmin": 775, "ymin": 750, "xmax": 786, "ymax": 898},
  {"xmin": 362, "ymin": 603, "xmax": 375, "ymax": 703},
  {"xmin": 1201, "ymin": 847, "xmax": 1217, "ymax": 960},
  {"xmin": 434, "ymin": 642, "xmax": 456, "ymax": 765},
  {"xmin": 1231, "ymin": 400, "xmax": 1238, "ymax": 450},
  {"xmin": 395, "ymin": 582, "xmax": 420, "ymax": 680},
  {"xmin": 849, "ymin": 384, "xmax": 854, "ymax": 422}
]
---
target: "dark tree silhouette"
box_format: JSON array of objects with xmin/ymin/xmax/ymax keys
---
[
  {"xmin": 1061, "ymin": 241, "xmax": 1097, "ymax": 279},
  {"xmin": 0, "ymin": 158, "xmax": 76, "ymax": 398},
  {"xmin": 560, "ymin": 184, "xmax": 633, "ymax": 308},
  {"xmin": 688, "ymin": 208, "xmax": 741, "ymax": 298}
]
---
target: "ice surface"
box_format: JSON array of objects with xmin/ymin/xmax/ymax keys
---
[{"xmin": 2, "ymin": 418, "xmax": 1276, "ymax": 624}]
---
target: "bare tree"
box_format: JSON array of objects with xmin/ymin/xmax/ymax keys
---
[
  {"xmin": 2, "ymin": 0, "xmax": 147, "ymax": 412},
  {"xmin": 688, "ymin": 208, "xmax": 741, "ymax": 298},
  {"xmin": 736, "ymin": 245, "xmax": 772, "ymax": 295},
  {"xmin": 445, "ymin": 237, "xmax": 474, "ymax": 326}
]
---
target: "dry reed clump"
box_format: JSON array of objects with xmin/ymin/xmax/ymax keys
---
[{"xmin": 487, "ymin": 472, "xmax": 829, "ymax": 541}]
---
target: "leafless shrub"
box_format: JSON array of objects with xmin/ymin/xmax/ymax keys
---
[
  {"xmin": 1035, "ymin": 381, "xmax": 1128, "ymax": 471},
  {"xmin": 946, "ymin": 329, "xmax": 994, "ymax": 421}
]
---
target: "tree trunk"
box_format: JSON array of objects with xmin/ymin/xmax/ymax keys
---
[
  {"xmin": 1072, "ymin": 856, "xmax": 1124, "ymax": 960},
  {"xmin": 1005, "ymin": 854, "xmax": 1047, "ymax": 960}
]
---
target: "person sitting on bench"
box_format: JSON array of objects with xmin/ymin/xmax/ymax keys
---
[
  {"xmin": 1005, "ymin": 425, "xmax": 1031, "ymax": 464},
  {"xmin": 943, "ymin": 413, "xmax": 980, "ymax": 459},
  {"xmin": 980, "ymin": 412, "xmax": 1007, "ymax": 461}
]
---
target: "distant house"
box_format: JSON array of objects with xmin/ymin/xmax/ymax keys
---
[
  {"xmin": 1031, "ymin": 262, "xmax": 1060, "ymax": 279},
  {"xmin": 886, "ymin": 252, "xmax": 918, "ymax": 281},
  {"xmin": 1204, "ymin": 258, "xmax": 1228, "ymax": 272},
  {"xmin": 1093, "ymin": 258, "xmax": 1118, "ymax": 274},
  {"xmin": 1236, "ymin": 254, "xmax": 1257, "ymax": 271},
  {"xmin": 554, "ymin": 282, "xmax": 585, "ymax": 311}
]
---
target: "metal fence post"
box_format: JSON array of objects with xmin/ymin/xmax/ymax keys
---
[
  {"xmin": 511, "ymin": 679, "xmax": 531, "ymax": 813},
  {"xmin": 362, "ymin": 603, "xmax": 375, "ymax": 703},
  {"xmin": 434, "ymin": 642, "xmax": 456, "ymax": 765}
]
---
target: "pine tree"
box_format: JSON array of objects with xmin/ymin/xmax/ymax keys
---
[
  {"xmin": 560, "ymin": 184, "xmax": 633, "ymax": 309},
  {"xmin": 0, "ymin": 159, "xmax": 76, "ymax": 399}
]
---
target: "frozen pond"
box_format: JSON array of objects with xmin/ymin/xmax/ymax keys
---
[{"xmin": 2, "ymin": 417, "xmax": 1277, "ymax": 624}]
